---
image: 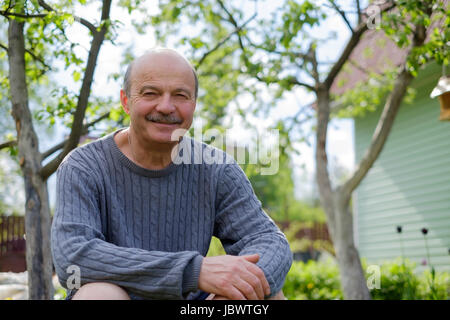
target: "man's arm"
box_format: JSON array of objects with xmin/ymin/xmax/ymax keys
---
[
  {"xmin": 206, "ymin": 160, "xmax": 293, "ymax": 299},
  {"xmin": 51, "ymin": 161, "xmax": 203, "ymax": 299}
]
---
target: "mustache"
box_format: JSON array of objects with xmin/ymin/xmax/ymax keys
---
[{"xmin": 145, "ymin": 113, "xmax": 182, "ymax": 124}]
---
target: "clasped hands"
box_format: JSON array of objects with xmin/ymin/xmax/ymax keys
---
[{"xmin": 198, "ymin": 254, "xmax": 270, "ymax": 300}]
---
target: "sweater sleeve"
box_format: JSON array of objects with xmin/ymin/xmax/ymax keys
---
[
  {"xmin": 51, "ymin": 161, "xmax": 203, "ymax": 300},
  {"xmin": 214, "ymin": 161, "xmax": 293, "ymax": 298}
]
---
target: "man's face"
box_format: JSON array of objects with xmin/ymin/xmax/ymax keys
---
[{"xmin": 120, "ymin": 52, "xmax": 196, "ymax": 144}]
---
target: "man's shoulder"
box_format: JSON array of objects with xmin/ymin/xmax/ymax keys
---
[{"xmin": 59, "ymin": 133, "xmax": 112, "ymax": 172}]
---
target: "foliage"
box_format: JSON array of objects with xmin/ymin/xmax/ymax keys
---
[
  {"xmin": 334, "ymin": 69, "xmax": 416, "ymax": 119},
  {"xmin": 206, "ymin": 236, "xmax": 226, "ymax": 257},
  {"xmin": 239, "ymin": 136, "xmax": 325, "ymax": 223},
  {"xmin": 417, "ymin": 268, "xmax": 450, "ymax": 300},
  {"xmin": 151, "ymin": 0, "xmax": 449, "ymax": 128},
  {"xmin": 1, "ymin": 1, "xmax": 84, "ymax": 127},
  {"xmin": 368, "ymin": 258, "xmax": 422, "ymax": 300},
  {"xmin": 283, "ymin": 258, "xmax": 343, "ymax": 300},
  {"xmin": 283, "ymin": 258, "xmax": 450, "ymax": 300},
  {"xmin": 0, "ymin": 0, "xmax": 134, "ymax": 154},
  {"xmin": 277, "ymin": 200, "xmax": 326, "ymax": 223},
  {"xmin": 244, "ymin": 151, "xmax": 296, "ymax": 221},
  {"xmin": 335, "ymin": 0, "xmax": 449, "ymax": 119},
  {"xmin": 381, "ymin": 0, "xmax": 449, "ymax": 75},
  {"xmin": 53, "ymin": 285, "xmax": 67, "ymax": 300}
]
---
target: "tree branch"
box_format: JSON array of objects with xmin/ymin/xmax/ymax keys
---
[
  {"xmin": 1, "ymin": 41, "xmax": 52, "ymax": 74},
  {"xmin": 39, "ymin": 0, "xmax": 112, "ymax": 181},
  {"xmin": 0, "ymin": 140, "xmax": 17, "ymax": 150},
  {"xmin": 286, "ymin": 103, "xmax": 315, "ymax": 133},
  {"xmin": 323, "ymin": 1, "xmax": 396, "ymax": 90},
  {"xmin": 216, "ymin": 0, "xmax": 317, "ymax": 92},
  {"xmin": 0, "ymin": 10, "xmax": 47, "ymax": 18},
  {"xmin": 0, "ymin": 1, "xmax": 97, "ymax": 35},
  {"xmin": 355, "ymin": 0, "xmax": 362, "ymax": 25},
  {"xmin": 40, "ymin": 111, "xmax": 110, "ymax": 160},
  {"xmin": 326, "ymin": 0, "xmax": 354, "ymax": 33},
  {"xmin": 195, "ymin": 12, "xmax": 256, "ymax": 69},
  {"xmin": 37, "ymin": 0, "xmax": 98, "ymax": 35},
  {"xmin": 308, "ymin": 43, "xmax": 320, "ymax": 85},
  {"xmin": 0, "ymin": 42, "xmax": 8, "ymax": 52},
  {"xmin": 25, "ymin": 48, "xmax": 51, "ymax": 71},
  {"xmin": 340, "ymin": 5, "xmax": 432, "ymax": 201},
  {"xmin": 216, "ymin": 0, "xmax": 240, "ymax": 25},
  {"xmin": 323, "ymin": 22, "xmax": 367, "ymax": 90},
  {"xmin": 285, "ymin": 76, "xmax": 316, "ymax": 92}
]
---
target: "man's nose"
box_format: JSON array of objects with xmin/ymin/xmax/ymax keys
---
[{"xmin": 155, "ymin": 94, "xmax": 176, "ymax": 114}]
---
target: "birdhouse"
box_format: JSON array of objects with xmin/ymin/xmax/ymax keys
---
[{"xmin": 430, "ymin": 76, "xmax": 450, "ymax": 121}]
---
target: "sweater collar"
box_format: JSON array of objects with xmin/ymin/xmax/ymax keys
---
[{"xmin": 106, "ymin": 128, "xmax": 182, "ymax": 178}]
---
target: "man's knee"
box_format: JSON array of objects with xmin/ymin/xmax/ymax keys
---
[{"xmin": 71, "ymin": 282, "xmax": 130, "ymax": 300}]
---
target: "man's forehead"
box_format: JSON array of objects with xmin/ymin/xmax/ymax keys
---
[
  {"xmin": 134, "ymin": 50, "xmax": 192, "ymax": 73},
  {"xmin": 131, "ymin": 51, "xmax": 195, "ymax": 86}
]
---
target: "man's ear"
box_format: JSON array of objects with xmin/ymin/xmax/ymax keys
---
[{"xmin": 120, "ymin": 89, "xmax": 130, "ymax": 114}]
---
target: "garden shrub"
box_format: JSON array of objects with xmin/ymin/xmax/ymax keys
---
[
  {"xmin": 283, "ymin": 257, "xmax": 449, "ymax": 300},
  {"xmin": 366, "ymin": 258, "xmax": 421, "ymax": 300},
  {"xmin": 283, "ymin": 258, "xmax": 343, "ymax": 300}
]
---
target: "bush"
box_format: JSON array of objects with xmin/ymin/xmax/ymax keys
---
[
  {"xmin": 367, "ymin": 258, "xmax": 421, "ymax": 300},
  {"xmin": 283, "ymin": 258, "xmax": 343, "ymax": 300},
  {"xmin": 205, "ymin": 236, "xmax": 449, "ymax": 300},
  {"xmin": 417, "ymin": 268, "xmax": 450, "ymax": 300},
  {"xmin": 283, "ymin": 257, "xmax": 449, "ymax": 300},
  {"xmin": 53, "ymin": 286, "xmax": 67, "ymax": 300}
]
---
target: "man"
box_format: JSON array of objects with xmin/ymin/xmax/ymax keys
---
[{"xmin": 51, "ymin": 48, "xmax": 292, "ymax": 300}]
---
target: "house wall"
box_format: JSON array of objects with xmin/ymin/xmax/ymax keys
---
[{"xmin": 353, "ymin": 63, "xmax": 450, "ymax": 273}]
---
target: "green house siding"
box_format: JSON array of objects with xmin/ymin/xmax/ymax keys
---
[{"xmin": 353, "ymin": 63, "xmax": 450, "ymax": 272}]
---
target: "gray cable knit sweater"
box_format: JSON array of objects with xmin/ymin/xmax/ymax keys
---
[{"xmin": 51, "ymin": 129, "xmax": 292, "ymax": 300}]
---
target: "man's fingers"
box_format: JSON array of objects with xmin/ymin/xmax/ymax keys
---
[
  {"xmin": 244, "ymin": 260, "xmax": 271, "ymax": 296},
  {"xmin": 239, "ymin": 268, "xmax": 265, "ymax": 299},
  {"xmin": 227, "ymin": 286, "xmax": 246, "ymax": 300},
  {"xmin": 242, "ymin": 254, "xmax": 260, "ymax": 263},
  {"xmin": 235, "ymin": 278, "xmax": 259, "ymax": 300}
]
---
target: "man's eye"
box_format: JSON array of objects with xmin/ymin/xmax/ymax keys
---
[
  {"xmin": 176, "ymin": 94, "xmax": 188, "ymax": 98},
  {"xmin": 144, "ymin": 92, "xmax": 156, "ymax": 96}
]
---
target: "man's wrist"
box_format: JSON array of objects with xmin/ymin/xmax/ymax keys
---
[{"xmin": 182, "ymin": 254, "xmax": 204, "ymax": 294}]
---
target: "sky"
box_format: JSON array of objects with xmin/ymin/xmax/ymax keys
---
[{"xmin": 2, "ymin": 0, "xmax": 360, "ymax": 211}]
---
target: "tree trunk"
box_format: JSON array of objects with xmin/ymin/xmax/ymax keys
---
[
  {"xmin": 315, "ymin": 87, "xmax": 371, "ymax": 300},
  {"xmin": 8, "ymin": 18, "xmax": 53, "ymax": 300},
  {"xmin": 333, "ymin": 193, "xmax": 370, "ymax": 299}
]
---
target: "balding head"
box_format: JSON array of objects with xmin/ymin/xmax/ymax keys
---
[{"xmin": 123, "ymin": 48, "xmax": 198, "ymax": 100}]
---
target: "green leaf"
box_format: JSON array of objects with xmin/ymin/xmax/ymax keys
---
[
  {"xmin": 72, "ymin": 70, "xmax": 81, "ymax": 82},
  {"xmin": 110, "ymin": 108, "xmax": 121, "ymax": 122}
]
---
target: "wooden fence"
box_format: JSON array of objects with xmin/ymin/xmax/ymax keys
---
[
  {"xmin": 0, "ymin": 215, "xmax": 26, "ymax": 272},
  {"xmin": 277, "ymin": 221, "xmax": 331, "ymax": 242},
  {"xmin": 276, "ymin": 221, "xmax": 334, "ymax": 260}
]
